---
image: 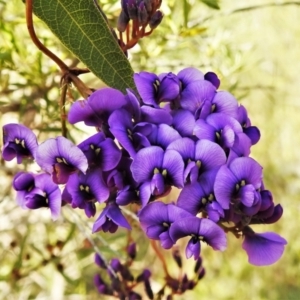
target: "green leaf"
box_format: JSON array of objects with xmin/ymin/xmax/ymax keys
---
[
  {"xmin": 200, "ymin": 0, "xmax": 220, "ymax": 9},
  {"xmin": 32, "ymin": 0, "xmax": 135, "ymax": 93}
]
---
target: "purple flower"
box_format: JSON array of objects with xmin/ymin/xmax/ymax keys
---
[
  {"xmin": 242, "ymin": 227, "xmax": 287, "ymax": 266},
  {"xmin": 179, "ymin": 80, "xmax": 216, "ymax": 114},
  {"xmin": 13, "ymin": 171, "xmax": 35, "ymax": 209},
  {"xmin": 133, "ymin": 71, "xmax": 181, "ymax": 107},
  {"xmin": 177, "ymin": 170, "xmax": 224, "ymax": 222},
  {"xmin": 194, "ymin": 113, "xmax": 244, "ymax": 150},
  {"xmin": 78, "ymin": 133, "xmax": 122, "ymax": 171},
  {"xmin": 13, "ymin": 172, "xmax": 62, "ymax": 220},
  {"xmin": 131, "ymin": 146, "xmax": 184, "ymax": 206},
  {"xmin": 63, "ymin": 169, "xmax": 110, "ymax": 217},
  {"xmin": 214, "ymin": 157, "xmax": 263, "ymax": 210},
  {"xmin": 35, "ymin": 136, "xmax": 88, "ymax": 184},
  {"xmin": 199, "ymin": 91, "xmax": 238, "ymax": 120},
  {"xmin": 170, "ymin": 217, "xmax": 227, "ymax": 259},
  {"xmin": 236, "ymin": 105, "xmax": 260, "ymax": 145},
  {"xmin": 92, "ymin": 202, "xmax": 131, "ymax": 233},
  {"xmin": 138, "ymin": 202, "xmax": 192, "ymax": 249},
  {"xmin": 68, "ymin": 88, "xmax": 127, "ymax": 129},
  {"xmin": 167, "ymin": 138, "xmax": 226, "ymax": 183},
  {"xmin": 2, "ymin": 123, "xmax": 38, "ymax": 163}
]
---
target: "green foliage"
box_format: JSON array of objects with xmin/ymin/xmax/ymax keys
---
[{"xmin": 32, "ymin": 0, "xmax": 135, "ymax": 92}]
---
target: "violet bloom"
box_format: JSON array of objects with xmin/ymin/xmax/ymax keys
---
[
  {"xmin": 177, "ymin": 170, "xmax": 224, "ymax": 222},
  {"xmin": 242, "ymin": 226, "xmax": 287, "ymax": 266},
  {"xmin": 236, "ymin": 105, "xmax": 260, "ymax": 145},
  {"xmin": 108, "ymin": 108, "xmax": 151, "ymax": 158},
  {"xmin": 170, "ymin": 217, "xmax": 227, "ymax": 259},
  {"xmin": 68, "ymin": 88, "xmax": 127, "ymax": 129},
  {"xmin": 198, "ymin": 91, "xmax": 239, "ymax": 120},
  {"xmin": 2, "ymin": 123, "xmax": 38, "ymax": 163},
  {"xmin": 131, "ymin": 146, "xmax": 184, "ymax": 206},
  {"xmin": 179, "ymin": 79, "xmax": 216, "ymax": 114},
  {"xmin": 13, "ymin": 172, "xmax": 62, "ymax": 220},
  {"xmin": 167, "ymin": 138, "xmax": 226, "ymax": 183},
  {"xmin": 36, "ymin": 136, "xmax": 88, "ymax": 184},
  {"xmin": 78, "ymin": 132, "xmax": 122, "ymax": 170},
  {"xmin": 194, "ymin": 113, "xmax": 245, "ymax": 151},
  {"xmin": 138, "ymin": 202, "xmax": 192, "ymax": 249},
  {"xmin": 214, "ymin": 157, "xmax": 263, "ymax": 211},
  {"xmin": 134, "ymin": 71, "xmax": 180, "ymax": 107},
  {"xmin": 13, "ymin": 171, "xmax": 35, "ymax": 209},
  {"xmin": 63, "ymin": 169, "xmax": 110, "ymax": 217},
  {"xmin": 92, "ymin": 202, "xmax": 131, "ymax": 233}
]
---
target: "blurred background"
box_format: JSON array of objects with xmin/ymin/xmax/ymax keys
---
[{"xmin": 0, "ymin": 0, "xmax": 299, "ymax": 299}]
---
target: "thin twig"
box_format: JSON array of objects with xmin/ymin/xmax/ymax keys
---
[
  {"xmin": 25, "ymin": 0, "xmax": 68, "ymax": 72},
  {"xmin": 59, "ymin": 83, "xmax": 68, "ymax": 138}
]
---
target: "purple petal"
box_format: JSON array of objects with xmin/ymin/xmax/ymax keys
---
[
  {"xmin": 180, "ymin": 80, "xmax": 216, "ymax": 113},
  {"xmin": 214, "ymin": 165, "xmax": 237, "ymax": 209},
  {"xmin": 158, "ymin": 72, "xmax": 180, "ymax": 102},
  {"xmin": 204, "ymin": 72, "xmax": 220, "ymax": 89},
  {"xmin": 244, "ymin": 126, "xmax": 260, "ymax": 145},
  {"xmin": 106, "ymin": 204, "xmax": 131, "ymax": 230},
  {"xmin": 186, "ymin": 238, "xmax": 201, "ymax": 259},
  {"xmin": 2, "ymin": 123, "xmax": 38, "ymax": 163},
  {"xmin": 155, "ymin": 124, "xmax": 182, "ymax": 149},
  {"xmin": 134, "ymin": 72, "xmax": 159, "ymax": 107},
  {"xmin": 131, "ymin": 146, "xmax": 164, "ymax": 183},
  {"xmin": 141, "ymin": 106, "xmax": 172, "ymax": 125},
  {"xmin": 242, "ymin": 231, "xmax": 287, "ymax": 266},
  {"xmin": 167, "ymin": 138, "xmax": 195, "ymax": 161},
  {"xmin": 177, "ymin": 67, "xmax": 204, "ymax": 87},
  {"xmin": 68, "ymin": 99, "xmax": 99, "ymax": 126},
  {"xmin": 211, "ymin": 91, "xmax": 238, "ymax": 117},
  {"xmin": 195, "ymin": 139, "xmax": 226, "ymax": 171},
  {"xmin": 229, "ymin": 157, "xmax": 263, "ymax": 189},
  {"xmin": 163, "ymin": 149, "xmax": 184, "ymax": 188},
  {"xmin": 172, "ymin": 109, "xmax": 196, "ymax": 137}
]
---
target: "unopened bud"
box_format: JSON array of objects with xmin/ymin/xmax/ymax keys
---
[
  {"xmin": 127, "ymin": 242, "xmax": 137, "ymax": 260},
  {"xmin": 172, "ymin": 248, "xmax": 182, "ymax": 268},
  {"xmin": 117, "ymin": 10, "xmax": 130, "ymax": 32},
  {"xmin": 128, "ymin": 0, "xmax": 138, "ymax": 20},
  {"xmin": 149, "ymin": 10, "xmax": 163, "ymax": 29},
  {"xmin": 138, "ymin": 2, "xmax": 148, "ymax": 25},
  {"xmin": 194, "ymin": 257, "xmax": 202, "ymax": 273}
]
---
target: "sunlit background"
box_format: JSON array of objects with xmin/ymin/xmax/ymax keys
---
[{"xmin": 1, "ymin": 0, "xmax": 300, "ymax": 299}]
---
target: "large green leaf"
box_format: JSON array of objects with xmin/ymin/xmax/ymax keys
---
[{"xmin": 32, "ymin": 0, "xmax": 135, "ymax": 92}]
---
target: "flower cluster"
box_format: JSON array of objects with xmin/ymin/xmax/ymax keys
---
[
  {"xmin": 117, "ymin": 0, "xmax": 163, "ymax": 51},
  {"xmin": 2, "ymin": 67, "xmax": 286, "ymax": 296}
]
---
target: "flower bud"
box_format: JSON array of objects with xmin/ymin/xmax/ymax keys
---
[
  {"xmin": 149, "ymin": 10, "xmax": 163, "ymax": 29},
  {"xmin": 117, "ymin": 10, "xmax": 130, "ymax": 32},
  {"xmin": 127, "ymin": 242, "xmax": 137, "ymax": 260},
  {"xmin": 138, "ymin": 2, "xmax": 148, "ymax": 25}
]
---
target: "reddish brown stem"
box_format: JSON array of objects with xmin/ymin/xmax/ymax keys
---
[
  {"xmin": 25, "ymin": 0, "xmax": 68, "ymax": 72},
  {"xmin": 59, "ymin": 83, "xmax": 68, "ymax": 137},
  {"xmin": 150, "ymin": 240, "xmax": 171, "ymax": 279}
]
